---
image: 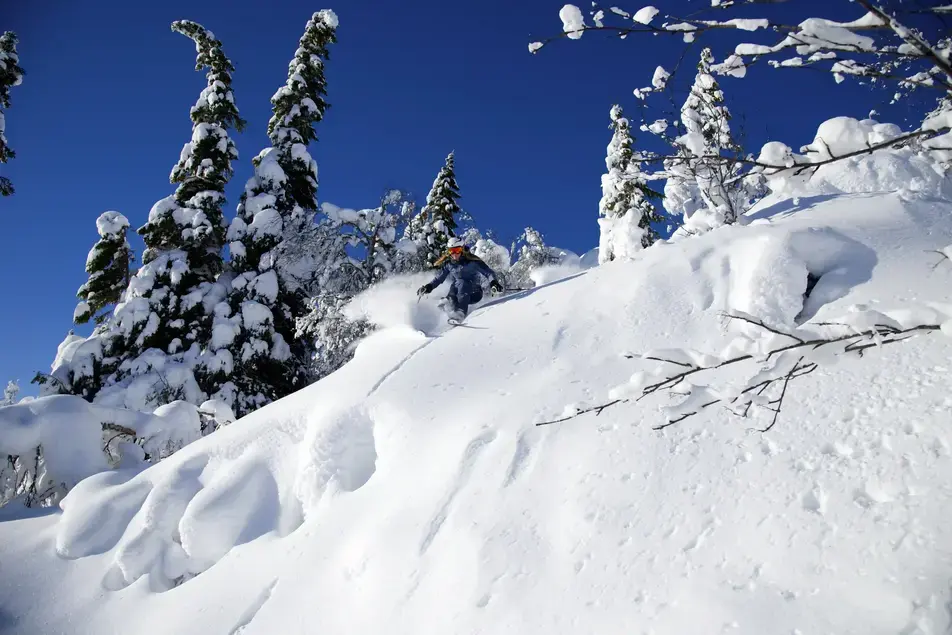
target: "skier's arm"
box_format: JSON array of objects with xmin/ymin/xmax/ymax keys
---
[
  {"xmin": 475, "ymin": 260, "xmax": 503, "ymax": 292},
  {"xmin": 427, "ymin": 265, "xmax": 449, "ymax": 289},
  {"xmin": 475, "ymin": 259, "xmax": 497, "ymax": 282}
]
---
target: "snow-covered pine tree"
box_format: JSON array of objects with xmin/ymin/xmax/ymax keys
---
[
  {"xmin": 662, "ymin": 48, "xmax": 767, "ymax": 232},
  {"xmin": 89, "ymin": 21, "xmax": 245, "ymax": 410},
  {"xmin": 598, "ymin": 105, "xmax": 662, "ymax": 263},
  {"xmin": 142, "ymin": 20, "xmax": 245, "ymax": 279},
  {"xmin": 266, "ymin": 9, "xmax": 336, "ymax": 232},
  {"xmin": 1, "ymin": 380, "xmax": 18, "ymax": 406},
  {"xmin": 405, "ymin": 152, "xmax": 463, "ymax": 266},
  {"xmin": 0, "ymin": 31, "xmax": 25, "ymax": 197},
  {"xmin": 74, "ymin": 212, "xmax": 134, "ymax": 326},
  {"xmin": 221, "ymin": 10, "xmax": 338, "ymax": 417}
]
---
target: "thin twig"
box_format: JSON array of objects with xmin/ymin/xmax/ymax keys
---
[
  {"xmin": 759, "ymin": 356, "xmax": 804, "ymax": 432},
  {"xmin": 536, "ymin": 316, "xmax": 940, "ymax": 428},
  {"xmin": 722, "ymin": 312, "xmax": 805, "ymax": 343}
]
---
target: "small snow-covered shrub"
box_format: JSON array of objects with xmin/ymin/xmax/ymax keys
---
[{"xmin": 0, "ymin": 395, "xmax": 215, "ymax": 508}]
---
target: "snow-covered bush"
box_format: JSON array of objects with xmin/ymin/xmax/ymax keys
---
[
  {"xmin": 472, "ymin": 237, "xmax": 511, "ymax": 284},
  {"xmin": 509, "ymin": 227, "xmax": 572, "ymax": 289},
  {"xmin": 542, "ymin": 234, "xmax": 952, "ymax": 431},
  {"xmin": 0, "ymin": 395, "xmax": 210, "ymax": 509}
]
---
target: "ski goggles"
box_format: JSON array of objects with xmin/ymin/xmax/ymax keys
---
[{"xmin": 448, "ymin": 246, "xmax": 464, "ymax": 255}]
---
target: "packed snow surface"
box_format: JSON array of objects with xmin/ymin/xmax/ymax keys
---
[{"xmin": 2, "ymin": 183, "xmax": 952, "ymax": 634}]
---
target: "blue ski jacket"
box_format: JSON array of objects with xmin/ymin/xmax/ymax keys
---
[{"xmin": 426, "ymin": 256, "xmax": 498, "ymax": 292}]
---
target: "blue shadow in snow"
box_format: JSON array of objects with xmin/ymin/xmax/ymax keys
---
[
  {"xmin": 0, "ymin": 502, "xmax": 59, "ymax": 523},
  {"xmin": 469, "ymin": 270, "xmax": 590, "ymax": 318},
  {"xmin": 746, "ymin": 194, "xmax": 842, "ymax": 223}
]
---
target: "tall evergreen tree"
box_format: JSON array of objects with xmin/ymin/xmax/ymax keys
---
[
  {"xmin": 0, "ymin": 32, "xmax": 25, "ymax": 197},
  {"xmin": 90, "ymin": 20, "xmax": 245, "ymax": 409},
  {"xmin": 2, "ymin": 380, "xmax": 18, "ymax": 406},
  {"xmin": 598, "ymin": 105, "xmax": 662, "ymax": 263},
  {"xmin": 405, "ymin": 152, "xmax": 463, "ymax": 266},
  {"xmin": 141, "ymin": 21, "xmax": 245, "ymax": 279},
  {"xmin": 74, "ymin": 212, "xmax": 134, "ymax": 326},
  {"xmin": 221, "ymin": 10, "xmax": 338, "ymax": 416}
]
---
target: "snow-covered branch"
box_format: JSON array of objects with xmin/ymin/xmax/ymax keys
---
[
  {"xmin": 532, "ymin": 3, "xmax": 952, "ymax": 182},
  {"xmin": 537, "ymin": 308, "xmax": 950, "ymax": 431},
  {"xmin": 646, "ymin": 126, "xmax": 947, "ymax": 175}
]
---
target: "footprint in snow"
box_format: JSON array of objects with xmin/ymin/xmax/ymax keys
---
[
  {"xmin": 504, "ymin": 429, "xmax": 542, "ymax": 487},
  {"xmin": 802, "ymin": 485, "xmax": 827, "ymax": 514}
]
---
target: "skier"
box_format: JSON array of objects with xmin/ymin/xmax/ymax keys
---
[{"xmin": 417, "ymin": 238, "xmax": 503, "ymax": 323}]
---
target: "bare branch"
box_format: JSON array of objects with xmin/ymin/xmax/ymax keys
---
[
  {"xmin": 759, "ymin": 356, "xmax": 806, "ymax": 432},
  {"xmin": 722, "ymin": 312, "xmax": 804, "ymax": 343},
  {"xmin": 536, "ymin": 314, "xmax": 941, "ymax": 430},
  {"xmin": 641, "ymin": 355, "xmax": 696, "ymax": 368},
  {"xmin": 642, "ymin": 127, "xmax": 946, "ymax": 174},
  {"xmin": 535, "ymin": 399, "xmax": 625, "ymax": 427},
  {"xmin": 930, "ymin": 248, "xmax": 952, "ymax": 270},
  {"xmin": 856, "ymin": 0, "xmax": 952, "ymax": 83}
]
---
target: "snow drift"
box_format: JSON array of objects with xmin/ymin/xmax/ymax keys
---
[{"xmin": 2, "ymin": 151, "xmax": 952, "ymax": 634}]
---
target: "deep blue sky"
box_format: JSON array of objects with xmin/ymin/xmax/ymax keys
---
[{"xmin": 1, "ymin": 0, "xmax": 934, "ymax": 394}]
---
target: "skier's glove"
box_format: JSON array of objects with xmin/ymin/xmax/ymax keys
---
[
  {"xmin": 489, "ymin": 280, "xmax": 503, "ymax": 295},
  {"xmin": 417, "ymin": 284, "xmax": 432, "ymax": 296}
]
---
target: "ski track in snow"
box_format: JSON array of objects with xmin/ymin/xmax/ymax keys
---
[
  {"xmin": 419, "ymin": 429, "xmax": 497, "ymax": 555},
  {"xmin": 229, "ymin": 579, "xmax": 278, "ymax": 635},
  {"xmin": 366, "ymin": 339, "xmax": 434, "ymax": 396}
]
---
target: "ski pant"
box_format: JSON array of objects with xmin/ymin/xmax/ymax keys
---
[{"xmin": 446, "ymin": 282, "xmax": 483, "ymax": 316}]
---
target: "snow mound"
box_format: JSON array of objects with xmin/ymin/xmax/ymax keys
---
[
  {"xmin": 757, "ymin": 117, "xmax": 952, "ymax": 200},
  {"xmin": 50, "ymin": 328, "xmax": 424, "ymax": 595},
  {"xmin": 805, "ymin": 116, "xmax": 902, "ymax": 157}
]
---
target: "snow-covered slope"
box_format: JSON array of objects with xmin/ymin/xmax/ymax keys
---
[{"xmin": 2, "ymin": 189, "xmax": 952, "ymax": 635}]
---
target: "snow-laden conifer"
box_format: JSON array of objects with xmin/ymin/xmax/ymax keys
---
[
  {"xmin": 405, "ymin": 152, "xmax": 463, "ymax": 266},
  {"xmin": 0, "ymin": 32, "xmax": 25, "ymax": 196},
  {"xmin": 74, "ymin": 212, "xmax": 134, "ymax": 326},
  {"xmin": 598, "ymin": 105, "xmax": 661, "ymax": 263},
  {"xmin": 86, "ymin": 21, "xmax": 245, "ymax": 410},
  {"xmin": 221, "ymin": 10, "xmax": 338, "ymax": 416}
]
